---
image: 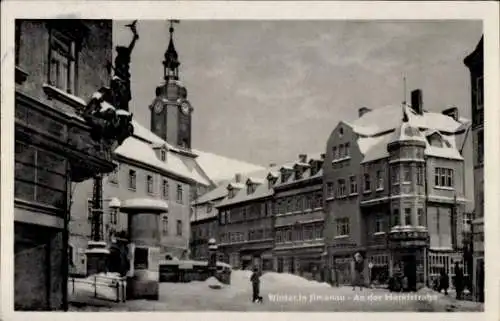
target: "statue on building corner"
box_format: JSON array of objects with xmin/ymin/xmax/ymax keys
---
[{"xmin": 82, "ymin": 20, "xmax": 138, "ymax": 147}]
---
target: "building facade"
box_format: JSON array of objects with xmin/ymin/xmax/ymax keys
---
[
  {"xmin": 324, "ymin": 91, "xmax": 470, "ymax": 289},
  {"xmin": 14, "ymin": 19, "xmax": 125, "ymax": 310},
  {"xmin": 464, "ymin": 36, "xmax": 484, "ymax": 302},
  {"xmin": 272, "ymin": 154, "xmax": 326, "ymax": 281},
  {"xmin": 217, "ymin": 174, "xmax": 275, "ymax": 270}
]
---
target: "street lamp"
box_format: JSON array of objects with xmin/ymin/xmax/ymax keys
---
[{"xmin": 208, "ymin": 238, "xmax": 218, "ymax": 277}]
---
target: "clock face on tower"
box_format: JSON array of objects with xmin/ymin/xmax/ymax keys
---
[
  {"xmin": 152, "ymin": 99, "xmax": 164, "ymax": 114},
  {"xmin": 181, "ymin": 101, "xmax": 191, "ymax": 115}
]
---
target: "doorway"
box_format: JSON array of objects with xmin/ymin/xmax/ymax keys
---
[{"xmin": 403, "ymin": 255, "xmax": 417, "ymax": 291}]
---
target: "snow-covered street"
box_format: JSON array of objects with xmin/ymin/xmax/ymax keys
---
[{"xmin": 69, "ymin": 271, "xmax": 484, "ymax": 312}]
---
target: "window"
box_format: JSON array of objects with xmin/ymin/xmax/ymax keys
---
[
  {"xmin": 375, "ymin": 217, "xmax": 384, "ymax": 233},
  {"xmin": 326, "ymin": 182, "xmax": 334, "ymax": 198},
  {"xmin": 477, "ymin": 130, "xmax": 484, "ymax": 164},
  {"xmin": 376, "ymin": 170, "xmax": 384, "ymax": 190},
  {"xmin": 87, "ymin": 199, "xmax": 93, "ymax": 221},
  {"xmin": 345, "ymin": 143, "xmax": 350, "ymax": 157},
  {"xmin": 403, "ymin": 166, "xmax": 411, "ymax": 183},
  {"xmin": 364, "ymin": 174, "xmax": 371, "ymax": 192},
  {"xmin": 391, "ymin": 166, "xmax": 400, "ymax": 185},
  {"xmin": 162, "ymin": 216, "xmax": 169, "ymax": 235},
  {"xmin": 416, "ymin": 166, "xmax": 424, "ymax": 185},
  {"xmin": 339, "ymin": 144, "xmax": 345, "ymax": 158},
  {"xmin": 49, "ymin": 29, "xmax": 77, "ymax": 94},
  {"xmin": 162, "ymin": 179, "xmax": 169, "ymax": 199},
  {"xmin": 434, "ymin": 168, "xmax": 454, "ymax": 187},
  {"xmin": 207, "ymin": 203, "xmax": 212, "ymax": 213},
  {"xmin": 476, "ymin": 76, "xmax": 483, "ymax": 110},
  {"xmin": 176, "ymin": 220, "xmax": 182, "ymax": 236},
  {"xmin": 336, "ymin": 218, "xmax": 350, "ymax": 236},
  {"xmin": 286, "ymin": 199, "xmax": 293, "ymax": 213},
  {"xmin": 108, "ymin": 168, "xmax": 119, "ymax": 185},
  {"xmin": 294, "ymin": 197, "xmax": 302, "ymax": 211},
  {"xmin": 176, "ymin": 184, "xmax": 183, "ymax": 203},
  {"xmin": 332, "ymin": 146, "xmax": 337, "ymax": 160},
  {"xmin": 160, "ymin": 149, "xmax": 166, "ymax": 161},
  {"xmin": 417, "ymin": 208, "xmax": 425, "ymax": 226},
  {"xmin": 392, "ymin": 209, "xmax": 400, "ymax": 227},
  {"xmin": 404, "ymin": 208, "xmax": 412, "ymax": 226},
  {"xmin": 128, "ymin": 169, "xmax": 136, "ymax": 190},
  {"xmin": 146, "ymin": 175, "xmax": 154, "ymax": 194},
  {"xmin": 276, "ymin": 230, "xmax": 283, "ymax": 243},
  {"xmin": 337, "ymin": 179, "xmax": 346, "ymax": 197},
  {"xmin": 14, "ymin": 142, "xmax": 67, "ymax": 208},
  {"xmin": 313, "ymin": 225, "xmax": 322, "ymax": 239},
  {"xmin": 110, "ymin": 208, "xmax": 118, "ymax": 225},
  {"xmin": 349, "ymin": 176, "xmax": 358, "ymax": 194}
]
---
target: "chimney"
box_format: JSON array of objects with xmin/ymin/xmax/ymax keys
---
[
  {"xmin": 358, "ymin": 107, "xmax": 372, "ymax": 118},
  {"xmin": 269, "ymin": 163, "xmax": 276, "ymax": 168},
  {"xmin": 442, "ymin": 106, "xmax": 459, "ymax": 121},
  {"xmin": 234, "ymin": 173, "xmax": 241, "ymax": 183},
  {"xmin": 298, "ymin": 154, "xmax": 307, "ymax": 163},
  {"xmin": 411, "ymin": 89, "xmax": 423, "ymax": 115}
]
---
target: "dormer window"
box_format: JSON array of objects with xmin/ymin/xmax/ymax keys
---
[
  {"xmin": 228, "ymin": 186, "xmax": 235, "ymax": 199},
  {"xmin": 294, "ymin": 167, "xmax": 302, "ymax": 180},
  {"xmin": 160, "ymin": 149, "xmax": 166, "ymax": 161},
  {"xmin": 267, "ymin": 173, "xmax": 277, "ymax": 189}
]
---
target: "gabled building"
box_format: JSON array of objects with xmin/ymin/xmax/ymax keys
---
[
  {"xmin": 217, "ymin": 171, "xmax": 275, "ymax": 270},
  {"xmin": 190, "ymin": 172, "xmax": 265, "ymax": 261},
  {"xmin": 464, "ymin": 35, "xmax": 484, "ymax": 302},
  {"xmin": 324, "ymin": 90, "xmax": 471, "ymax": 289},
  {"xmin": 273, "ymin": 154, "xmax": 326, "ymax": 281}
]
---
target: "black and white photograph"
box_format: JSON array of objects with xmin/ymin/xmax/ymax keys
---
[{"xmin": 1, "ymin": 1, "xmax": 499, "ymax": 318}]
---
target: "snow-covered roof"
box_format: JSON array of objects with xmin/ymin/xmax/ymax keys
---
[
  {"xmin": 351, "ymin": 104, "xmax": 466, "ymax": 136},
  {"xmin": 115, "ymin": 136, "xmax": 211, "ymax": 186},
  {"xmin": 191, "ymin": 149, "xmax": 266, "ymax": 184},
  {"xmin": 216, "ymin": 156, "xmax": 323, "ymax": 208}
]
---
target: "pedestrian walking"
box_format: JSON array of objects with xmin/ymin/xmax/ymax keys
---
[
  {"xmin": 439, "ymin": 268, "xmax": 449, "ymax": 295},
  {"xmin": 352, "ymin": 252, "xmax": 364, "ymax": 291},
  {"xmin": 454, "ymin": 261, "xmax": 464, "ymax": 300},
  {"xmin": 250, "ymin": 266, "xmax": 263, "ymax": 303}
]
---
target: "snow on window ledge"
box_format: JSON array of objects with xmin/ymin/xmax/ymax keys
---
[{"xmin": 42, "ymin": 83, "xmax": 86, "ymax": 110}]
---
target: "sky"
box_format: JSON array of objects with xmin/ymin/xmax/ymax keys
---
[{"xmin": 113, "ymin": 20, "xmax": 482, "ymax": 167}]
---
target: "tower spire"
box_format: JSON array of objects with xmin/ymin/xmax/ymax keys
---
[
  {"xmin": 402, "ymin": 73, "xmax": 407, "ymax": 105},
  {"xmin": 163, "ymin": 19, "xmax": 181, "ymax": 82}
]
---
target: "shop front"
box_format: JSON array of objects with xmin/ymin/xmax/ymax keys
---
[
  {"xmin": 240, "ymin": 241, "xmax": 273, "ymax": 271},
  {"xmin": 273, "ymin": 244, "xmax": 324, "ymax": 280},
  {"xmin": 388, "ymin": 229, "xmax": 428, "ymax": 291}
]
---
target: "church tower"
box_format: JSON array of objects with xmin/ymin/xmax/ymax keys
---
[{"xmin": 150, "ymin": 20, "xmax": 193, "ymax": 149}]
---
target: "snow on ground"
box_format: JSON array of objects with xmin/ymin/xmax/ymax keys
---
[
  {"xmin": 70, "ymin": 271, "xmax": 484, "ymax": 312},
  {"xmin": 69, "ymin": 273, "xmax": 125, "ymax": 303}
]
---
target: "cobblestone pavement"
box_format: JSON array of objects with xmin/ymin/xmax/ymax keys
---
[{"xmin": 69, "ymin": 271, "xmax": 484, "ymax": 312}]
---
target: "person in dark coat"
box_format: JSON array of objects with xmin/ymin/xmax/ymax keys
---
[
  {"xmin": 454, "ymin": 261, "xmax": 464, "ymax": 300},
  {"xmin": 250, "ymin": 266, "xmax": 263, "ymax": 303},
  {"xmin": 352, "ymin": 252, "xmax": 364, "ymax": 291},
  {"xmin": 439, "ymin": 268, "xmax": 449, "ymax": 295}
]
